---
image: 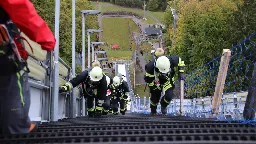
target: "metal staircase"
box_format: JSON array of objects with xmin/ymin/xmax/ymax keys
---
[{"xmin": 1, "ymin": 114, "xmax": 256, "ymax": 143}]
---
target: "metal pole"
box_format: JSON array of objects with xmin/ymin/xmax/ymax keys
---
[
  {"xmin": 82, "ymin": 13, "xmax": 85, "ymax": 71},
  {"xmin": 172, "ymin": 18, "xmax": 176, "ymax": 46},
  {"xmin": 171, "ymin": 8, "xmax": 177, "ymax": 47},
  {"xmin": 51, "ymin": 0, "xmax": 60, "ymax": 122},
  {"xmin": 81, "ymin": 13, "xmax": 86, "ymax": 116},
  {"xmin": 92, "ymin": 44, "xmax": 94, "ymax": 62},
  {"xmin": 143, "ymin": 0, "xmax": 145, "ymax": 19},
  {"xmin": 71, "ymin": 0, "xmax": 76, "ymax": 118},
  {"xmin": 87, "ymin": 32, "xmax": 91, "ymax": 68},
  {"xmin": 143, "ymin": 0, "xmax": 146, "ymax": 20},
  {"xmin": 180, "ymin": 80, "xmax": 184, "ymax": 116}
]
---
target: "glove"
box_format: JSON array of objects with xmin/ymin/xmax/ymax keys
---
[
  {"xmin": 179, "ymin": 73, "xmax": 186, "ymax": 80},
  {"xmin": 59, "ymin": 86, "xmax": 68, "ymax": 93},
  {"xmin": 158, "ymin": 73, "xmax": 169, "ymax": 84}
]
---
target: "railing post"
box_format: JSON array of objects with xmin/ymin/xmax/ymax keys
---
[
  {"xmin": 138, "ymin": 96, "xmax": 141, "ymax": 111},
  {"xmin": 212, "ymin": 49, "xmax": 232, "ymax": 116},
  {"xmin": 43, "ymin": 52, "xmax": 52, "ymax": 121},
  {"xmin": 144, "ymin": 96, "xmax": 146, "ymax": 111},
  {"xmin": 180, "ymin": 80, "xmax": 184, "ymax": 116},
  {"xmin": 50, "ymin": 0, "xmax": 60, "ymax": 121},
  {"xmin": 71, "ymin": 0, "xmax": 76, "ymax": 118}
]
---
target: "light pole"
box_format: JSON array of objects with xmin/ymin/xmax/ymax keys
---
[
  {"xmin": 91, "ymin": 42, "xmax": 105, "ymax": 61},
  {"xmin": 81, "ymin": 10, "xmax": 101, "ymax": 71},
  {"xmin": 87, "ymin": 29, "xmax": 103, "ymax": 68},
  {"xmin": 143, "ymin": 0, "xmax": 147, "ymax": 20},
  {"xmin": 171, "ymin": 7, "xmax": 177, "ymax": 47}
]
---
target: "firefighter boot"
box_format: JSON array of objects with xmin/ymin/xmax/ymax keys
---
[
  {"xmin": 113, "ymin": 111, "xmax": 118, "ymax": 115},
  {"xmin": 88, "ymin": 111, "xmax": 94, "ymax": 117},
  {"xmin": 109, "ymin": 108, "xmax": 113, "ymax": 114},
  {"xmin": 160, "ymin": 98, "xmax": 169, "ymax": 115},
  {"xmin": 150, "ymin": 106, "xmax": 157, "ymax": 115},
  {"xmin": 161, "ymin": 106, "xmax": 167, "ymax": 115},
  {"xmin": 102, "ymin": 112, "xmax": 108, "ymax": 115},
  {"xmin": 120, "ymin": 109, "xmax": 125, "ymax": 115},
  {"xmin": 94, "ymin": 106, "xmax": 102, "ymax": 117}
]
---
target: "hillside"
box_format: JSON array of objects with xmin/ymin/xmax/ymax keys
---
[{"xmin": 93, "ymin": 2, "xmax": 164, "ymax": 24}]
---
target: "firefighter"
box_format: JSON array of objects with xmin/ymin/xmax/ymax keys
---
[
  {"xmin": 117, "ymin": 73, "xmax": 130, "ymax": 114},
  {"xmin": 91, "ymin": 60, "xmax": 113, "ymax": 115},
  {"xmin": 0, "ymin": 0, "xmax": 55, "ymax": 134},
  {"xmin": 109, "ymin": 76, "xmax": 121, "ymax": 115},
  {"xmin": 59, "ymin": 67, "xmax": 108, "ymax": 117},
  {"xmin": 144, "ymin": 55, "xmax": 185, "ymax": 115},
  {"xmin": 109, "ymin": 74, "xmax": 130, "ymax": 115}
]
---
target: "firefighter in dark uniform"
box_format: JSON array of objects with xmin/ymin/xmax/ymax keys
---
[
  {"xmin": 109, "ymin": 75, "xmax": 130, "ymax": 115},
  {"xmin": 117, "ymin": 74, "xmax": 130, "ymax": 114},
  {"xmin": 91, "ymin": 60, "xmax": 113, "ymax": 115},
  {"xmin": 59, "ymin": 66, "xmax": 108, "ymax": 117},
  {"xmin": 144, "ymin": 55, "xmax": 185, "ymax": 115}
]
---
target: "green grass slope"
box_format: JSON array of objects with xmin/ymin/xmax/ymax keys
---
[{"xmin": 102, "ymin": 17, "xmax": 138, "ymax": 60}]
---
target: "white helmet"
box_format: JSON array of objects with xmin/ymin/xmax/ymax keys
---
[
  {"xmin": 106, "ymin": 75, "xmax": 110, "ymax": 86},
  {"xmin": 155, "ymin": 56, "xmax": 170, "ymax": 74},
  {"xmin": 89, "ymin": 67, "xmax": 103, "ymax": 82},
  {"xmin": 113, "ymin": 76, "xmax": 121, "ymax": 86}
]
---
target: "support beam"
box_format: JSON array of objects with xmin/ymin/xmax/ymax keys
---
[
  {"xmin": 51, "ymin": 0, "xmax": 60, "ymax": 122},
  {"xmin": 82, "ymin": 13, "xmax": 85, "ymax": 71},
  {"xmin": 87, "ymin": 32, "xmax": 91, "ymax": 68},
  {"xmin": 212, "ymin": 49, "xmax": 232, "ymax": 116},
  {"xmin": 71, "ymin": 0, "xmax": 76, "ymax": 118},
  {"xmin": 180, "ymin": 80, "xmax": 184, "ymax": 116},
  {"xmin": 81, "ymin": 13, "xmax": 86, "ymax": 116}
]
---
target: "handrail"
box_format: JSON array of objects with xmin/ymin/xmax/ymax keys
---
[{"xmin": 58, "ymin": 57, "xmax": 71, "ymax": 70}]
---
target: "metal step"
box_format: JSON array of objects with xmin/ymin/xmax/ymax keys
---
[{"xmin": 1, "ymin": 114, "xmax": 256, "ymax": 143}]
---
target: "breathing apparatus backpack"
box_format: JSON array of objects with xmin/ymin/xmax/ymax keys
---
[{"xmin": 0, "ymin": 7, "xmax": 33, "ymax": 76}]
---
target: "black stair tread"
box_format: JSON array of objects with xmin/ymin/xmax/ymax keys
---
[{"xmin": 1, "ymin": 115, "xmax": 255, "ymax": 143}]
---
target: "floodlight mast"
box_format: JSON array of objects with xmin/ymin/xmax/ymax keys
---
[
  {"xmin": 87, "ymin": 29, "xmax": 103, "ymax": 67},
  {"xmin": 81, "ymin": 10, "xmax": 101, "ymax": 71},
  {"xmin": 91, "ymin": 42, "xmax": 105, "ymax": 61}
]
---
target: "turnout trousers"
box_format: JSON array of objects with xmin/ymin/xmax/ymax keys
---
[
  {"xmin": 102, "ymin": 95, "xmax": 111, "ymax": 114},
  {"xmin": 0, "ymin": 71, "xmax": 31, "ymax": 134},
  {"xmin": 150, "ymin": 84, "xmax": 175, "ymax": 113},
  {"xmin": 85, "ymin": 92, "xmax": 109, "ymax": 115},
  {"xmin": 111, "ymin": 97, "xmax": 126, "ymax": 115}
]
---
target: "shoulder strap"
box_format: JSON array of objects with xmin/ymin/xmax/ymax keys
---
[{"xmin": 0, "ymin": 7, "xmax": 10, "ymax": 24}]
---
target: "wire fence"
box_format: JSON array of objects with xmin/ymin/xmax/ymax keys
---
[{"xmin": 131, "ymin": 32, "xmax": 256, "ymax": 125}]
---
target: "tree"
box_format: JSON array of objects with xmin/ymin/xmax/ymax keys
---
[
  {"xmin": 229, "ymin": 0, "xmax": 256, "ymax": 45},
  {"xmin": 166, "ymin": 0, "xmax": 238, "ymax": 72},
  {"xmin": 147, "ymin": 0, "xmax": 161, "ymax": 11}
]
